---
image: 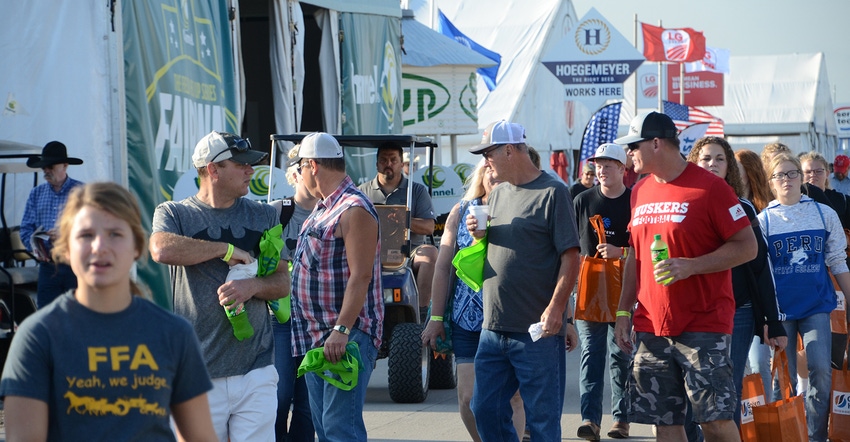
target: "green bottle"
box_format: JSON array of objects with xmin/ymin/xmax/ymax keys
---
[
  {"xmin": 650, "ymin": 234, "xmax": 673, "ymax": 285},
  {"xmin": 224, "ymin": 302, "xmax": 255, "ymax": 341}
]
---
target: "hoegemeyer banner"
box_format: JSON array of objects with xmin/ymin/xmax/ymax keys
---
[
  {"xmin": 340, "ymin": 12, "xmax": 402, "ymax": 136},
  {"xmin": 124, "ymin": 0, "xmax": 239, "ymax": 307},
  {"xmin": 541, "ymin": 7, "xmax": 644, "ymax": 113}
]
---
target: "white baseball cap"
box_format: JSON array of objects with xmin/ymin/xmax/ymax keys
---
[
  {"xmin": 192, "ymin": 131, "xmax": 267, "ymax": 168},
  {"xmin": 589, "ymin": 143, "xmax": 627, "ymax": 165},
  {"xmin": 469, "ymin": 120, "xmax": 526, "ymax": 154},
  {"xmin": 286, "ymin": 132, "xmax": 344, "ymax": 167}
]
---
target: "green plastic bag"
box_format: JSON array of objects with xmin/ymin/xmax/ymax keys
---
[
  {"xmin": 297, "ymin": 342, "xmax": 364, "ymax": 390},
  {"xmin": 257, "ymin": 224, "xmax": 283, "ymax": 277},
  {"xmin": 451, "ymin": 235, "xmax": 488, "ymax": 292},
  {"xmin": 258, "ymin": 224, "xmax": 290, "ymax": 323}
]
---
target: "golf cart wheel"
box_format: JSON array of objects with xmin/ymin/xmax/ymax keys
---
[
  {"xmin": 388, "ymin": 323, "xmax": 429, "ymax": 403},
  {"xmin": 428, "ymin": 352, "xmax": 457, "ymax": 389}
]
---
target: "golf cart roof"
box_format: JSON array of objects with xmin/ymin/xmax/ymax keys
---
[
  {"xmin": 270, "ymin": 134, "xmax": 436, "ymax": 148},
  {"xmin": 0, "ymin": 140, "xmax": 41, "ymax": 174}
]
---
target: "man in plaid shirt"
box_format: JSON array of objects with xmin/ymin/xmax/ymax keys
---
[
  {"xmin": 20, "ymin": 141, "xmax": 85, "ymax": 308},
  {"xmin": 289, "ymin": 133, "xmax": 383, "ymax": 442}
]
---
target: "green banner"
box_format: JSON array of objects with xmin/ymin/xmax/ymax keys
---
[
  {"xmin": 124, "ymin": 0, "xmax": 239, "ymax": 308},
  {"xmin": 340, "ymin": 13, "xmax": 402, "ymax": 137}
]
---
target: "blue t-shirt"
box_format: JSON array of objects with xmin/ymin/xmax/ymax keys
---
[{"xmin": 0, "ymin": 293, "xmax": 212, "ymax": 441}]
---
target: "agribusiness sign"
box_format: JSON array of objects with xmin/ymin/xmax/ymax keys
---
[{"xmin": 402, "ymin": 67, "xmax": 480, "ymax": 135}]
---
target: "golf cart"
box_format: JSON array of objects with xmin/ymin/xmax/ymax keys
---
[
  {"xmin": 270, "ymin": 134, "xmax": 456, "ymax": 403},
  {"xmin": 0, "ymin": 140, "xmax": 43, "ymax": 370}
]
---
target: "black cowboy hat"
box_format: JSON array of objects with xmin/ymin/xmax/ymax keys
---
[{"xmin": 26, "ymin": 141, "xmax": 84, "ymax": 168}]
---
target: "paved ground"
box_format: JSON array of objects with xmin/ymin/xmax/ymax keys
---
[{"xmin": 364, "ymin": 348, "xmax": 657, "ymax": 441}]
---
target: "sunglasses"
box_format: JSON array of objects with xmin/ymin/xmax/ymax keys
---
[
  {"xmin": 296, "ymin": 161, "xmax": 311, "ymax": 175},
  {"xmin": 211, "ymin": 134, "xmax": 252, "ymax": 163}
]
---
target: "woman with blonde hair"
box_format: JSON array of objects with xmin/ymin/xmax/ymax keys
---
[
  {"xmin": 0, "ymin": 182, "xmax": 215, "ymax": 441},
  {"xmin": 422, "ymin": 159, "xmax": 526, "ymax": 441},
  {"xmin": 759, "ymin": 153, "xmax": 850, "ymax": 441}
]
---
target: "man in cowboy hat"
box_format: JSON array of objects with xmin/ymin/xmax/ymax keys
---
[{"xmin": 20, "ymin": 141, "xmax": 85, "ymax": 308}]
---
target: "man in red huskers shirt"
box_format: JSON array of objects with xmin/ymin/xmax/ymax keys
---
[{"xmin": 613, "ymin": 112, "xmax": 756, "ymax": 442}]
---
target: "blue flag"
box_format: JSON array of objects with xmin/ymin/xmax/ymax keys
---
[
  {"xmin": 437, "ymin": 10, "xmax": 501, "ymax": 91},
  {"xmin": 580, "ymin": 102, "xmax": 622, "ymax": 162}
]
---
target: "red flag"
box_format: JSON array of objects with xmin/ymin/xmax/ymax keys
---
[{"xmin": 642, "ymin": 23, "xmax": 706, "ymax": 63}]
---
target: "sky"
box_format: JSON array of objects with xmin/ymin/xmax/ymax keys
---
[{"xmin": 573, "ymin": 0, "xmax": 850, "ymax": 104}]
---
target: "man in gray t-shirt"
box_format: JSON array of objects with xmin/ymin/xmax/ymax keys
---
[
  {"xmin": 466, "ymin": 120, "xmax": 580, "ymax": 442},
  {"xmin": 150, "ymin": 131, "xmax": 289, "ymax": 441},
  {"xmin": 358, "ymin": 142, "xmax": 438, "ymax": 319}
]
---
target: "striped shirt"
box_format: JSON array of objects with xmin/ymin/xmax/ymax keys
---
[
  {"xmin": 19, "ymin": 177, "xmax": 84, "ymax": 250},
  {"xmin": 291, "ymin": 176, "xmax": 383, "ymax": 356}
]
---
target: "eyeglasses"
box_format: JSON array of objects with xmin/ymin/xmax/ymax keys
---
[
  {"xmin": 297, "ymin": 161, "xmax": 311, "ymax": 175},
  {"xmin": 211, "ymin": 134, "xmax": 251, "ymax": 163},
  {"xmin": 770, "ymin": 170, "xmax": 802, "ymax": 181},
  {"xmin": 482, "ymin": 144, "xmax": 506, "ymax": 160},
  {"xmin": 804, "ymin": 168, "xmax": 825, "ymax": 176}
]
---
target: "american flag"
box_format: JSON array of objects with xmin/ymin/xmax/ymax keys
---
[
  {"xmin": 662, "ymin": 101, "xmax": 724, "ymax": 136},
  {"xmin": 580, "ymin": 102, "xmax": 622, "ymax": 162}
]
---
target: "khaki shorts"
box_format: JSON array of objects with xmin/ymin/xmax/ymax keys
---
[{"xmin": 629, "ymin": 331, "xmax": 736, "ymax": 426}]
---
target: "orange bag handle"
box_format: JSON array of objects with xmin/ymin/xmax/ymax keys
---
[
  {"xmin": 589, "ymin": 215, "xmax": 606, "ymax": 258},
  {"xmin": 771, "ymin": 349, "xmax": 795, "ymax": 400}
]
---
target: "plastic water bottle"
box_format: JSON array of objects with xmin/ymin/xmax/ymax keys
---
[
  {"xmin": 650, "ymin": 234, "xmax": 673, "ymax": 285},
  {"xmin": 268, "ymin": 295, "xmax": 291, "ymax": 324},
  {"xmin": 224, "ymin": 302, "xmax": 254, "ymax": 341}
]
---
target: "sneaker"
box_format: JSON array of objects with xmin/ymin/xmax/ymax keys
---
[
  {"xmin": 521, "ymin": 429, "xmax": 531, "ymax": 442},
  {"xmin": 607, "ymin": 422, "xmax": 630, "ymax": 439},
  {"xmin": 577, "ymin": 421, "xmax": 601, "ymax": 441}
]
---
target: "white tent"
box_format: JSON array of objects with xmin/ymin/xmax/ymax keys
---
[
  {"xmin": 410, "ymin": 0, "xmax": 579, "ymax": 167},
  {"xmin": 622, "ymin": 53, "xmax": 838, "ymax": 156}
]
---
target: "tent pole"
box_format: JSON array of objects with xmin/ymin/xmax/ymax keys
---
[{"xmin": 634, "ymin": 14, "xmax": 639, "ymax": 118}]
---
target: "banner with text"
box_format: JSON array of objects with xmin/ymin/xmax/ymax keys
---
[
  {"xmin": 124, "ymin": 0, "xmax": 239, "ymax": 307},
  {"xmin": 541, "ymin": 8, "xmax": 644, "ymax": 112},
  {"xmin": 666, "ymin": 65, "xmax": 724, "ymax": 107},
  {"xmin": 340, "ymin": 13, "xmax": 402, "ymax": 136},
  {"xmin": 402, "ymin": 67, "xmax": 480, "ymax": 135}
]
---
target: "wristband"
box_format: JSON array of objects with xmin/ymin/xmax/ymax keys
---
[
  {"xmin": 222, "ymin": 243, "xmax": 234, "ymax": 262},
  {"xmin": 616, "ymin": 310, "xmax": 632, "ymax": 318},
  {"xmin": 621, "ymin": 247, "xmax": 628, "ymax": 258},
  {"xmin": 430, "ymin": 315, "xmax": 444, "ymax": 322}
]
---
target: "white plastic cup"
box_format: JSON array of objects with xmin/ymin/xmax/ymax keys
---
[{"xmin": 468, "ymin": 204, "xmax": 489, "ymax": 229}]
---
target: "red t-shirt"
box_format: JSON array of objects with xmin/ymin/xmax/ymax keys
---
[{"xmin": 629, "ymin": 163, "xmax": 750, "ymax": 336}]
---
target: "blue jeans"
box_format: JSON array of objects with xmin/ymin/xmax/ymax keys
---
[
  {"xmin": 37, "ymin": 262, "xmax": 76, "ymax": 308},
  {"xmin": 748, "ymin": 336, "xmax": 773, "ymax": 403},
  {"xmin": 472, "ymin": 329, "xmax": 563, "ymax": 442},
  {"xmin": 305, "ymin": 328, "xmax": 377, "ymax": 442},
  {"xmin": 273, "ymin": 319, "xmax": 314, "ymax": 442},
  {"xmin": 576, "ymin": 320, "xmax": 630, "ymax": 426},
  {"xmin": 730, "ymin": 305, "xmax": 755, "ymax": 427},
  {"xmin": 777, "ymin": 313, "xmax": 831, "ymax": 442}
]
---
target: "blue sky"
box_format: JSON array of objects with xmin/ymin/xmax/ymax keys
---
[{"xmin": 575, "ymin": 0, "xmax": 850, "ymax": 104}]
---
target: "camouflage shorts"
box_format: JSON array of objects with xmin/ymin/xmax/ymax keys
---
[{"xmin": 628, "ymin": 332, "xmax": 736, "ymax": 426}]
